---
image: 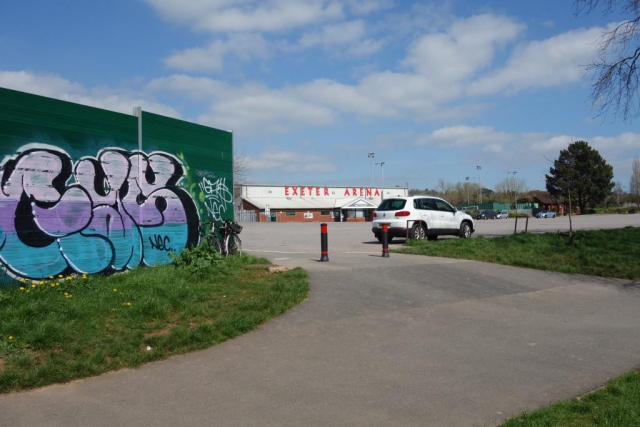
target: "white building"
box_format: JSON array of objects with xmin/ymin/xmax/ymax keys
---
[{"xmin": 239, "ymin": 184, "xmax": 408, "ymax": 222}]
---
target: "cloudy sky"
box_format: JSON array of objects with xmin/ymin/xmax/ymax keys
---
[{"xmin": 1, "ymin": 0, "xmax": 638, "ymax": 191}]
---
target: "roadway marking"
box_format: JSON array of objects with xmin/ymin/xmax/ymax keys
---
[{"xmin": 244, "ymin": 249, "xmax": 309, "ymax": 254}]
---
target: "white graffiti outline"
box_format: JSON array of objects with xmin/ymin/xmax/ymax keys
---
[{"xmin": 198, "ymin": 177, "xmax": 232, "ymax": 221}]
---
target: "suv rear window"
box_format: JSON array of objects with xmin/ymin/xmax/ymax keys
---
[{"xmin": 377, "ymin": 199, "xmax": 406, "ymax": 211}]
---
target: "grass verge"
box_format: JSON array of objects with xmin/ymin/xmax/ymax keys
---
[
  {"xmin": 0, "ymin": 255, "xmax": 308, "ymax": 393},
  {"xmin": 395, "ymin": 227, "xmax": 640, "ymax": 280},
  {"xmin": 497, "ymin": 367, "xmax": 640, "ymax": 426}
]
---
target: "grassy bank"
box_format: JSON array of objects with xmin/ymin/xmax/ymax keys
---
[
  {"xmin": 396, "ymin": 227, "xmax": 640, "ymax": 280},
  {"xmin": 0, "ymin": 254, "xmax": 308, "ymax": 392},
  {"xmin": 498, "ymin": 367, "xmax": 640, "ymax": 426}
]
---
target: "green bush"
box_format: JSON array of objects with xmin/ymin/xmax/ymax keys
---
[{"xmin": 169, "ymin": 245, "xmax": 223, "ymax": 273}]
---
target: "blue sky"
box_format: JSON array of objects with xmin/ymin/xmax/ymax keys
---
[{"xmin": 1, "ymin": 0, "xmax": 638, "ymax": 192}]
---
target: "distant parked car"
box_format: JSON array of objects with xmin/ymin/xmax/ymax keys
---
[
  {"xmin": 495, "ymin": 210, "xmax": 509, "ymax": 219},
  {"xmin": 535, "ymin": 209, "xmax": 556, "ymax": 218},
  {"xmin": 476, "ymin": 210, "xmax": 497, "ymax": 220}
]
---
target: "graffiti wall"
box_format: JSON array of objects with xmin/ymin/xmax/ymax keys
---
[{"xmin": 0, "ymin": 88, "xmax": 233, "ymax": 283}]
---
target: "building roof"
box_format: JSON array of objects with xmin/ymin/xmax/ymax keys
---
[{"xmin": 531, "ymin": 190, "xmax": 563, "ymax": 204}]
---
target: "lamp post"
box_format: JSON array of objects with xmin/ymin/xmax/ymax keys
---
[
  {"xmin": 477, "ymin": 166, "xmax": 482, "ymax": 205},
  {"xmin": 375, "ymin": 161, "xmax": 385, "ymax": 198},
  {"xmin": 507, "ymin": 171, "xmax": 517, "ymax": 212},
  {"xmin": 368, "ymin": 152, "xmax": 375, "ymax": 192},
  {"xmin": 465, "ymin": 177, "xmax": 470, "ymax": 204}
]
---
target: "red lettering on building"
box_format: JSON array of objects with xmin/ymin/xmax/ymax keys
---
[
  {"xmin": 292, "ymin": 187, "xmax": 298, "ymax": 196},
  {"xmin": 359, "ymin": 188, "xmax": 363, "ymax": 196},
  {"xmin": 344, "ymin": 188, "xmax": 350, "ymax": 196},
  {"xmin": 374, "ymin": 189, "xmax": 380, "ymax": 196},
  {"xmin": 301, "ymin": 187, "xmax": 306, "ymax": 196},
  {"xmin": 352, "ymin": 188, "xmax": 357, "ymax": 196},
  {"xmin": 316, "ymin": 187, "xmax": 320, "ymax": 196},
  {"xmin": 308, "ymin": 187, "xmax": 313, "ymax": 195},
  {"xmin": 324, "ymin": 187, "xmax": 329, "ymax": 196},
  {"xmin": 285, "ymin": 186, "xmax": 290, "ymax": 196},
  {"xmin": 366, "ymin": 188, "xmax": 371, "ymax": 196}
]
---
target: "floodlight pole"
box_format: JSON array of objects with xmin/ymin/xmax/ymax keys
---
[{"xmin": 368, "ymin": 152, "xmax": 375, "ymax": 192}]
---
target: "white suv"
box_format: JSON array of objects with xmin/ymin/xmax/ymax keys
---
[{"xmin": 372, "ymin": 196, "xmax": 475, "ymax": 242}]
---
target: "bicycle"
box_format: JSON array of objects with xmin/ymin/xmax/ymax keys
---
[{"xmin": 199, "ymin": 219, "xmax": 243, "ymax": 256}]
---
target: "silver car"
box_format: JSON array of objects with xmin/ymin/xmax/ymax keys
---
[
  {"xmin": 495, "ymin": 210, "xmax": 509, "ymax": 219},
  {"xmin": 535, "ymin": 209, "xmax": 557, "ymax": 218}
]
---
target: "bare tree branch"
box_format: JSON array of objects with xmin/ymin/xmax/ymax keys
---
[{"xmin": 576, "ymin": 0, "xmax": 640, "ymax": 121}]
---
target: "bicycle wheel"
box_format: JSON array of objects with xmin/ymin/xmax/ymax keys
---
[
  {"xmin": 225, "ymin": 233, "xmax": 242, "ymax": 256},
  {"xmin": 203, "ymin": 234, "xmax": 222, "ymax": 254}
]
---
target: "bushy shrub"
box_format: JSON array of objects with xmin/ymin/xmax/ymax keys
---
[
  {"xmin": 629, "ymin": 208, "xmax": 638, "ymax": 214},
  {"xmin": 169, "ymin": 245, "xmax": 223, "ymax": 273}
]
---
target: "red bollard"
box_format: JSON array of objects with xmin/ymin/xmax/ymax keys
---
[
  {"xmin": 381, "ymin": 224, "xmax": 390, "ymax": 258},
  {"xmin": 320, "ymin": 223, "xmax": 329, "ymax": 262}
]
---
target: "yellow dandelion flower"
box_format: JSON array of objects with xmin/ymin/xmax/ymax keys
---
[
  {"xmin": 64, "ymin": 292, "xmax": 68, "ymax": 296},
  {"xmin": 39, "ymin": 281, "xmax": 44, "ymax": 285},
  {"xmin": 49, "ymin": 276, "xmax": 54, "ymax": 279},
  {"xmin": 26, "ymin": 290, "xmax": 30, "ymax": 293},
  {"xmin": 19, "ymin": 278, "xmax": 25, "ymax": 282},
  {"xmin": 65, "ymin": 277, "xmax": 72, "ymax": 281},
  {"xmin": 19, "ymin": 286, "xmax": 25, "ymax": 291},
  {"xmin": 50, "ymin": 283, "xmax": 55, "ymax": 288},
  {"xmin": 124, "ymin": 302, "xmax": 131, "ymax": 306},
  {"xmin": 8, "ymin": 336, "xmax": 13, "ymax": 340},
  {"xmin": 113, "ymin": 288, "xmax": 117, "ymax": 293},
  {"xmin": 58, "ymin": 274, "xmax": 63, "ymax": 278},
  {"xmin": 31, "ymin": 284, "xmax": 36, "ymax": 288}
]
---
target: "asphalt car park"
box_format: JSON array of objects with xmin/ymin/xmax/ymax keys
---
[{"xmin": 241, "ymin": 214, "xmax": 640, "ymax": 255}]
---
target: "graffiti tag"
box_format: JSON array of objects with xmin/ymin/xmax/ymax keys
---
[
  {"xmin": 198, "ymin": 177, "xmax": 232, "ymax": 221},
  {"xmin": 148, "ymin": 235, "xmax": 174, "ymax": 252}
]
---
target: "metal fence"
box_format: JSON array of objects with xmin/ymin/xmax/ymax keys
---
[{"xmin": 235, "ymin": 209, "xmax": 258, "ymax": 223}]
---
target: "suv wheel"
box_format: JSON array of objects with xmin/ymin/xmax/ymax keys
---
[
  {"xmin": 459, "ymin": 222, "xmax": 471, "ymax": 239},
  {"xmin": 409, "ymin": 223, "xmax": 425, "ymax": 240}
]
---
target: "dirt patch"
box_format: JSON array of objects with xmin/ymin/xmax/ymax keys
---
[
  {"xmin": 268, "ymin": 265, "xmax": 293, "ymax": 273},
  {"xmin": 144, "ymin": 327, "xmax": 171, "ymax": 339},
  {"xmin": 0, "ymin": 358, "xmax": 4, "ymax": 373},
  {"xmin": 248, "ymin": 264, "xmax": 272, "ymax": 269}
]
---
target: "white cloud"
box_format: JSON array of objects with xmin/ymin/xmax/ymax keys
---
[
  {"xmin": 0, "ymin": 71, "xmax": 181, "ymax": 118},
  {"xmin": 415, "ymin": 125, "xmax": 513, "ymax": 147},
  {"xmin": 402, "ymin": 14, "xmax": 524, "ymax": 82},
  {"xmin": 165, "ymin": 34, "xmax": 269, "ymax": 72},
  {"xmin": 298, "ymin": 20, "xmax": 366, "ymax": 48},
  {"xmin": 468, "ymin": 25, "xmax": 610, "ymax": 96},
  {"xmin": 246, "ymin": 150, "xmax": 338, "ymax": 173},
  {"xmin": 293, "ymin": 20, "xmax": 384, "ymax": 56},
  {"xmin": 346, "ymin": 0, "xmax": 394, "ymax": 15},
  {"xmin": 145, "ymin": 0, "xmax": 343, "ymax": 33}
]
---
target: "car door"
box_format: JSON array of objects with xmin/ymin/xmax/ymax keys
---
[
  {"xmin": 434, "ymin": 199, "xmax": 458, "ymax": 230},
  {"xmin": 416, "ymin": 198, "xmax": 439, "ymax": 231}
]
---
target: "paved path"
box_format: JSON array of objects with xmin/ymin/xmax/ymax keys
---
[{"xmin": 1, "ymin": 220, "xmax": 639, "ymax": 426}]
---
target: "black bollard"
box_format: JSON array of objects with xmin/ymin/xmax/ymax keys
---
[
  {"xmin": 320, "ymin": 223, "xmax": 329, "ymax": 262},
  {"xmin": 381, "ymin": 224, "xmax": 390, "ymax": 258},
  {"xmin": 514, "ymin": 216, "xmax": 518, "ymax": 234}
]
